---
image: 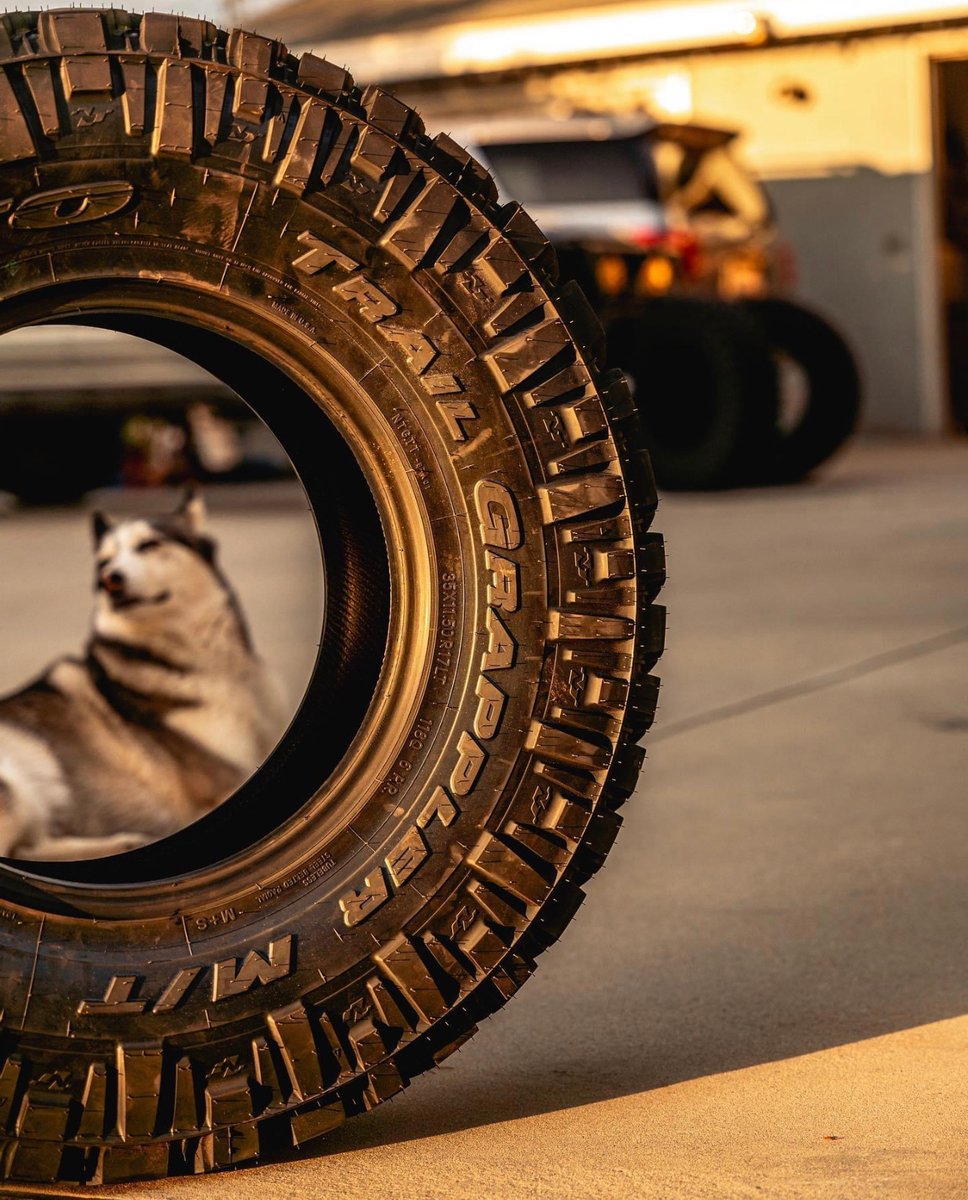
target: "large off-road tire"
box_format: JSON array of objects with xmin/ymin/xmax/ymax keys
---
[
  {"xmin": 610, "ymin": 295, "xmax": 778, "ymax": 490},
  {"xmin": 741, "ymin": 297, "xmax": 862, "ymax": 483},
  {"xmin": 0, "ymin": 9, "xmax": 663, "ymax": 1186}
]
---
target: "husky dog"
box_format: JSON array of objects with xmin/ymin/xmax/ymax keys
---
[{"xmin": 0, "ymin": 491, "xmax": 286, "ymax": 860}]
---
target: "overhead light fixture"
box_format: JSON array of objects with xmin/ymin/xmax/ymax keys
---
[
  {"xmin": 442, "ymin": 4, "xmax": 764, "ymax": 73},
  {"xmin": 768, "ymin": 0, "xmax": 968, "ymax": 34}
]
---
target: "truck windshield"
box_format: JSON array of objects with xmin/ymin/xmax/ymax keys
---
[{"xmin": 484, "ymin": 138, "xmax": 659, "ymax": 205}]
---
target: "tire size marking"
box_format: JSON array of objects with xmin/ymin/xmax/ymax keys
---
[
  {"xmin": 431, "ymin": 571, "xmax": 458, "ymax": 688},
  {"xmin": 77, "ymin": 935, "xmax": 295, "ymax": 1016}
]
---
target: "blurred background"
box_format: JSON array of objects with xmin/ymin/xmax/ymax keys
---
[{"xmin": 8, "ymin": 0, "xmax": 968, "ymax": 498}]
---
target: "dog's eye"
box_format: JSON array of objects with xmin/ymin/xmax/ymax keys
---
[{"xmin": 136, "ymin": 538, "xmax": 162, "ymax": 553}]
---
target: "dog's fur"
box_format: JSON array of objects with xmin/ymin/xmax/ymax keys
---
[{"xmin": 0, "ymin": 492, "xmax": 286, "ymax": 860}]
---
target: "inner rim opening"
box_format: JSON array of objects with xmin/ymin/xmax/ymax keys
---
[{"xmin": 0, "ymin": 308, "xmax": 391, "ymax": 889}]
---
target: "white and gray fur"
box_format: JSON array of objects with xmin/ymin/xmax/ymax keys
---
[{"xmin": 0, "ymin": 491, "xmax": 286, "ymax": 860}]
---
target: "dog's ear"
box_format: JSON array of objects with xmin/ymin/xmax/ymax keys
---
[
  {"xmin": 178, "ymin": 487, "xmax": 207, "ymax": 536},
  {"xmin": 91, "ymin": 511, "xmax": 112, "ymax": 546}
]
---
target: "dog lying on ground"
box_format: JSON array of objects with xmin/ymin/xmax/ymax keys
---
[{"xmin": 0, "ymin": 491, "xmax": 286, "ymax": 860}]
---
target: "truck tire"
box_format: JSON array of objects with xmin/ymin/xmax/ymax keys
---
[
  {"xmin": 742, "ymin": 298, "xmax": 861, "ymax": 482},
  {"xmin": 0, "ymin": 9, "xmax": 663, "ymax": 1185},
  {"xmin": 612, "ymin": 296, "xmax": 778, "ymax": 490}
]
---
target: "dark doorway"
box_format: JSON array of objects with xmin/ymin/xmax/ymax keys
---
[{"xmin": 934, "ymin": 58, "xmax": 968, "ymax": 431}]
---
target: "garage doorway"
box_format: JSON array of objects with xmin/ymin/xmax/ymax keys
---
[{"xmin": 934, "ymin": 57, "xmax": 968, "ymax": 431}]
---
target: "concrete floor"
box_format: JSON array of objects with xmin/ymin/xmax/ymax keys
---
[{"xmin": 3, "ymin": 436, "xmax": 968, "ymax": 1198}]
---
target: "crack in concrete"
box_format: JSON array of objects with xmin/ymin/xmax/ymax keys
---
[{"xmin": 651, "ymin": 624, "xmax": 968, "ymax": 742}]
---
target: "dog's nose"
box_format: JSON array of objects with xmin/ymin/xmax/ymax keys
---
[{"xmin": 102, "ymin": 570, "xmax": 126, "ymax": 593}]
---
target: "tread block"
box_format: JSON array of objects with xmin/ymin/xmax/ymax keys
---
[
  {"xmin": 61, "ymin": 55, "xmax": 112, "ymax": 97},
  {"xmin": 22, "ymin": 62, "xmax": 59, "ymax": 136},
  {"xmin": 346, "ymin": 1015, "xmax": 388, "ymax": 1070},
  {"xmin": 75, "ymin": 1063, "xmax": 108, "ymax": 1141},
  {"xmin": 524, "ymin": 362, "xmax": 594, "ymax": 407},
  {"xmin": 152, "ymin": 58, "xmax": 194, "ymax": 157},
  {"xmin": 434, "ymin": 206, "xmax": 489, "ymax": 272},
  {"xmin": 381, "ymin": 176, "xmax": 462, "ymax": 268},
  {"xmin": 471, "ymin": 234, "xmax": 528, "ymax": 296},
  {"xmin": 265, "ymin": 1002, "xmax": 324, "ymax": 1102},
  {"xmin": 351, "ymin": 124, "xmax": 398, "ymax": 182},
  {"xmin": 465, "ymin": 877, "xmax": 528, "ymax": 928},
  {"xmin": 549, "ymin": 440, "xmax": 618, "ymax": 478},
  {"xmin": 273, "ymin": 97, "xmax": 327, "ymax": 189},
  {"xmin": 639, "ymin": 603, "xmax": 667, "ymax": 661},
  {"xmin": 251, "ymin": 1035, "xmax": 289, "ymax": 1113},
  {"xmin": 499, "ymin": 202, "xmax": 557, "ymax": 281},
  {"xmin": 37, "ymin": 10, "xmax": 106, "ymax": 55},
  {"xmin": 361, "ymin": 83, "xmax": 421, "ymax": 139},
  {"xmin": 484, "ymin": 317, "xmax": 572, "ymax": 392},
  {"xmin": 629, "ymin": 672, "xmax": 661, "ymax": 734},
  {"xmin": 432, "ymin": 130, "xmax": 498, "ymax": 201},
  {"xmin": 363, "ymin": 1059, "xmax": 405, "ymax": 1107},
  {"xmin": 565, "ymin": 515, "xmax": 632, "ymax": 544},
  {"xmin": 289, "ymin": 1101, "xmax": 344, "ymax": 1147},
  {"xmin": 550, "ymin": 610, "xmax": 634, "ymax": 643},
  {"xmin": 533, "ymin": 759, "xmax": 602, "ymax": 803},
  {"xmin": 139, "ymin": 12, "xmax": 179, "ymax": 54},
  {"xmin": 373, "ymin": 936, "xmax": 448, "ymax": 1026},
  {"xmin": 467, "ymin": 834, "xmax": 553, "ymax": 907},
  {"xmin": 170, "ymin": 1055, "xmax": 200, "ymax": 1135},
  {"xmin": 539, "ymin": 474, "xmax": 626, "ymax": 524},
  {"xmin": 366, "ymin": 975, "xmax": 416, "ymax": 1035},
  {"xmin": 0, "ymin": 1056, "xmax": 25, "ymax": 1136},
  {"xmin": 120, "ymin": 57, "xmax": 148, "ymax": 137},
  {"xmin": 555, "ymin": 278, "xmax": 607, "ymax": 363},
  {"xmin": 297, "ymin": 53, "xmax": 351, "ymax": 97},
  {"xmin": 484, "ymin": 291, "xmax": 546, "ymax": 339},
  {"xmin": 206, "ymin": 1071, "xmax": 254, "ymax": 1129},
  {"xmin": 0, "ymin": 72, "xmax": 36, "ymax": 163},
  {"xmin": 19, "ymin": 1085, "xmax": 72, "ymax": 1143},
  {"xmin": 226, "ymin": 31, "xmax": 281, "ymax": 123},
  {"xmin": 203, "ymin": 70, "xmax": 229, "ymax": 145},
  {"xmin": 317, "ymin": 114, "xmax": 358, "ymax": 186},
  {"xmin": 456, "ymin": 915, "xmax": 508, "ymax": 971},
  {"xmin": 526, "ymin": 722, "xmax": 613, "ymax": 771},
  {"xmin": 213, "ymin": 1118, "xmax": 259, "ymax": 1168},
  {"xmin": 608, "ymin": 743, "xmax": 648, "ymax": 803},
  {"xmin": 120, "ymin": 1045, "xmax": 163, "ymax": 1141},
  {"xmin": 7, "ymin": 1138, "xmax": 64, "ymax": 1183}
]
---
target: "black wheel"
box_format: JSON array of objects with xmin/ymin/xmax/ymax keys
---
[
  {"xmin": 0, "ymin": 8, "xmax": 663, "ymax": 1185},
  {"xmin": 742, "ymin": 297, "xmax": 861, "ymax": 482},
  {"xmin": 611, "ymin": 296, "xmax": 778, "ymax": 490}
]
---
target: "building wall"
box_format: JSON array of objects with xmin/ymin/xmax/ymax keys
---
[
  {"xmin": 410, "ymin": 28, "xmax": 968, "ymax": 433},
  {"xmin": 676, "ymin": 34, "xmax": 950, "ymax": 432}
]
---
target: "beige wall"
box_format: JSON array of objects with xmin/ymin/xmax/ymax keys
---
[{"xmin": 522, "ymin": 29, "xmax": 968, "ymax": 432}]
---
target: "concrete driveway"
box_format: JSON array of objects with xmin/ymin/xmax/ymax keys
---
[{"xmin": 4, "ymin": 437, "xmax": 968, "ymax": 1199}]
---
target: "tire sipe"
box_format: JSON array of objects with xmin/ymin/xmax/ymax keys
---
[
  {"xmin": 611, "ymin": 295, "xmax": 779, "ymax": 490},
  {"xmin": 0, "ymin": 9, "xmax": 664, "ymax": 1185},
  {"xmin": 742, "ymin": 297, "xmax": 862, "ymax": 483}
]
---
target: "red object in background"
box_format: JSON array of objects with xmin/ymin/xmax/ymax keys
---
[{"xmin": 628, "ymin": 227, "xmax": 703, "ymax": 278}]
